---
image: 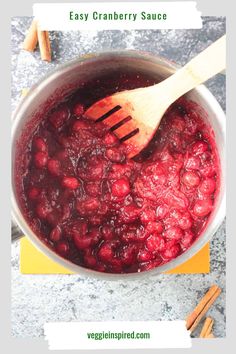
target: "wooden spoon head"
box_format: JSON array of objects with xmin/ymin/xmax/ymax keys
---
[{"xmin": 85, "ymin": 90, "xmax": 159, "ymax": 158}]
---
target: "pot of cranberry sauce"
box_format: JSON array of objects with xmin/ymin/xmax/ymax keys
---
[{"xmin": 12, "ymin": 51, "xmax": 225, "ymax": 277}]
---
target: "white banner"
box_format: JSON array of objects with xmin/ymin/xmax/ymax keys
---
[
  {"xmin": 44, "ymin": 321, "xmax": 191, "ymax": 350},
  {"xmin": 33, "ymin": 2, "xmax": 202, "ymax": 30}
]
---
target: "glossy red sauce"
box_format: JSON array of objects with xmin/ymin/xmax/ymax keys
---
[{"xmin": 14, "ymin": 72, "xmax": 220, "ymax": 273}]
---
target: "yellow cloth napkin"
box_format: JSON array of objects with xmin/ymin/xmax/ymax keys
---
[{"xmin": 20, "ymin": 237, "xmax": 210, "ymax": 274}]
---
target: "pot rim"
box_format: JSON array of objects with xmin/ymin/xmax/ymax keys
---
[{"xmin": 11, "ymin": 50, "xmax": 226, "ymax": 280}]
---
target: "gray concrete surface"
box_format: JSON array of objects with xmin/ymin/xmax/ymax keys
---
[{"xmin": 11, "ymin": 17, "xmax": 226, "ymax": 338}]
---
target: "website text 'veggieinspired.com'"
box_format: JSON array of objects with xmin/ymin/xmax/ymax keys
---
[{"xmin": 87, "ymin": 330, "xmax": 151, "ymax": 341}]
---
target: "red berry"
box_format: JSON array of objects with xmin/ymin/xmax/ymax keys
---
[
  {"xmin": 50, "ymin": 226, "xmax": 62, "ymax": 242},
  {"xmin": 104, "ymin": 132, "xmax": 118, "ymax": 146},
  {"xmin": 137, "ymin": 249, "xmax": 154, "ymax": 262},
  {"xmin": 85, "ymin": 182, "xmax": 101, "ymax": 196},
  {"xmin": 119, "ymin": 205, "xmax": 140, "ymax": 224},
  {"xmin": 28, "ymin": 187, "xmax": 40, "ymax": 200},
  {"xmin": 199, "ymin": 178, "xmax": 216, "ymax": 195},
  {"xmin": 182, "ymin": 171, "xmax": 200, "ymax": 187},
  {"xmin": 47, "ymin": 159, "xmax": 61, "ymax": 176},
  {"xmin": 146, "ymin": 221, "xmax": 163, "ymax": 235},
  {"xmin": 185, "ymin": 155, "xmax": 201, "ymax": 170},
  {"xmin": 156, "ymin": 205, "xmax": 169, "ymax": 219},
  {"xmin": 76, "ymin": 198, "xmax": 100, "ymax": 215},
  {"xmin": 56, "ymin": 241, "xmax": 69, "ymax": 256},
  {"xmin": 73, "ymin": 234, "xmax": 93, "ymax": 250},
  {"xmin": 181, "ymin": 230, "xmax": 194, "ymax": 249},
  {"xmin": 49, "ymin": 106, "xmax": 69, "ymax": 128},
  {"xmin": 62, "ymin": 176, "xmax": 80, "ymax": 190},
  {"xmin": 98, "ymin": 242, "xmax": 114, "ymax": 262},
  {"xmin": 72, "ymin": 120, "xmax": 88, "ymax": 132},
  {"xmin": 140, "ymin": 209, "xmax": 156, "ymax": 223},
  {"xmin": 34, "ymin": 152, "xmax": 48, "ymax": 168},
  {"xmin": 73, "ymin": 103, "xmax": 84, "ymax": 116},
  {"xmin": 33, "ymin": 137, "xmax": 47, "ymax": 152},
  {"xmin": 178, "ymin": 213, "xmax": 193, "ymax": 230},
  {"xmin": 200, "ymin": 162, "xmax": 216, "ymax": 177},
  {"xmin": 146, "ymin": 235, "xmax": 165, "ymax": 253},
  {"xmin": 164, "ymin": 226, "xmax": 183, "ymax": 241},
  {"xmin": 105, "ymin": 148, "xmax": 124, "ymax": 162},
  {"xmin": 111, "ymin": 178, "xmax": 130, "ymax": 197},
  {"xmin": 101, "ymin": 225, "xmax": 114, "ymax": 240},
  {"xmin": 35, "ymin": 202, "xmax": 51, "ymax": 219},
  {"xmin": 161, "ymin": 243, "xmax": 180, "ymax": 260},
  {"xmin": 84, "ymin": 254, "xmax": 97, "ymax": 267},
  {"xmin": 192, "ymin": 141, "xmax": 208, "ymax": 155},
  {"xmin": 193, "ymin": 199, "xmax": 213, "ymax": 217}
]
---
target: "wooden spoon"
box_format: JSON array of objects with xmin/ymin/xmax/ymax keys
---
[{"xmin": 85, "ymin": 35, "xmax": 226, "ymax": 158}]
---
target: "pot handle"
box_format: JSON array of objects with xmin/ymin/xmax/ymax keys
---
[{"xmin": 11, "ymin": 221, "xmax": 24, "ymax": 242}]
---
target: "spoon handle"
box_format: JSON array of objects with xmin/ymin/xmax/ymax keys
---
[{"xmin": 156, "ymin": 34, "xmax": 226, "ymax": 102}]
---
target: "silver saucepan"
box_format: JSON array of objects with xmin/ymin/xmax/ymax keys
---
[{"xmin": 11, "ymin": 51, "xmax": 226, "ymax": 279}]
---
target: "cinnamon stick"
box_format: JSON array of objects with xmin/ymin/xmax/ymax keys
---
[
  {"xmin": 22, "ymin": 19, "xmax": 38, "ymax": 52},
  {"xmin": 186, "ymin": 285, "xmax": 221, "ymax": 333},
  {"xmin": 199, "ymin": 317, "xmax": 214, "ymax": 338},
  {"xmin": 205, "ymin": 333, "xmax": 215, "ymax": 338},
  {"xmin": 37, "ymin": 28, "xmax": 51, "ymax": 62}
]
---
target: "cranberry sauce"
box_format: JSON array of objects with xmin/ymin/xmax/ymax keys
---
[{"xmin": 15, "ymin": 71, "xmax": 220, "ymax": 273}]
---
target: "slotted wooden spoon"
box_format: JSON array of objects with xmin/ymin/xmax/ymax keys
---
[{"xmin": 85, "ymin": 35, "xmax": 226, "ymax": 158}]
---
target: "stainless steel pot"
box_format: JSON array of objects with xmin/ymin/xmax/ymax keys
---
[{"xmin": 11, "ymin": 51, "xmax": 226, "ymax": 279}]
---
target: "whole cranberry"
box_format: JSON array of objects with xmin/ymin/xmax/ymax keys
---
[
  {"xmin": 47, "ymin": 159, "xmax": 61, "ymax": 176},
  {"xmin": 146, "ymin": 221, "xmax": 163, "ymax": 235},
  {"xmin": 72, "ymin": 120, "xmax": 88, "ymax": 132},
  {"xmin": 34, "ymin": 152, "xmax": 48, "ymax": 168},
  {"xmin": 111, "ymin": 178, "xmax": 130, "ymax": 198},
  {"xmin": 28, "ymin": 187, "xmax": 40, "ymax": 200},
  {"xmin": 33, "ymin": 137, "xmax": 47, "ymax": 152},
  {"xmin": 200, "ymin": 162, "xmax": 216, "ymax": 177},
  {"xmin": 84, "ymin": 254, "xmax": 97, "ymax": 268},
  {"xmin": 156, "ymin": 205, "xmax": 169, "ymax": 219},
  {"xmin": 49, "ymin": 106, "xmax": 70, "ymax": 129},
  {"xmin": 76, "ymin": 198, "xmax": 100, "ymax": 215},
  {"xmin": 72, "ymin": 103, "xmax": 84, "ymax": 116},
  {"xmin": 105, "ymin": 147, "xmax": 124, "ymax": 162},
  {"xmin": 85, "ymin": 182, "xmax": 101, "ymax": 196},
  {"xmin": 185, "ymin": 155, "xmax": 201, "ymax": 170},
  {"xmin": 62, "ymin": 176, "xmax": 80, "ymax": 190},
  {"xmin": 104, "ymin": 132, "xmax": 118, "ymax": 146},
  {"xmin": 101, "ymin": 225, "xmax": 114, "ymax": 240},
  {"xmin": 178, "ymin": 213, "xmax": 193, "ymax": 230},
  {"xmin": 164, "ymin": 226, "xmax": 183, "ymax": 241},
  {"xmin": 50, "ymin": 226, "xmax": 62, "ymax": 242},
  {"xmin": 137, "ymin": 249, "xmax": 154, "ymax": 262},
  {"xmin": 46, "ymin": 210, "xmax": 61, "ymax": 227},
  {"xmin": 182, "ymin": 171, "xmax": 200, "ymax": 187},
  {"xmin": 161, "ymin": 243, "xmax": 180, "ymax": 260},
  {"xmin": 193, "ymin": 199, "xmax": 213, "ymax": 217},
  {"xmin": 146, "ymin": 235, "xmax": 165, "ymax": 253},
  {"xmin": 98, "ymin": 242, "xmax": 114, "ymax": 262},
  {"xmin": 181, "ymin": 230, "xmax": 194, "ymax": 249},
  {"xmin": 140, "ymin": 209, "xmax": 156, "ymax": 223},
  {"xmin": 199, "ymin": 178, "xmax": 216, "ymax": 195},
  {"xmin": 192, "ymin": 141, "xmax": 209, "ymax": 155},
  {"xmin": 36, "ymin": 202, "xmax": 51, "ymax": 219},
  {"xmin": 73, "ymin": 234, "xmax": 93, "ymax": 250},
  {"xmin": 120, "ymin": 204, "xmax": 140, "ymax": 224},
  {"xmin": 56, "ymin": 241, "xmax": 69, "ymax": 256}
]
